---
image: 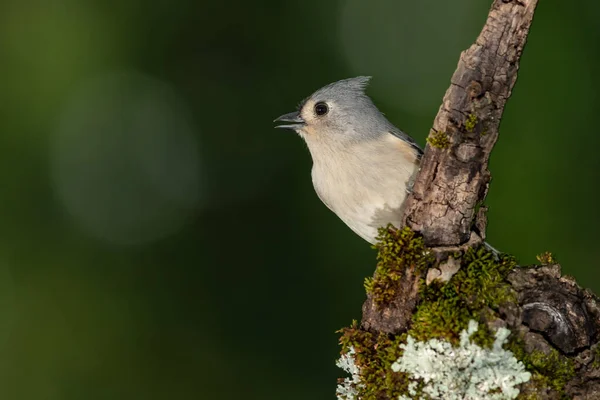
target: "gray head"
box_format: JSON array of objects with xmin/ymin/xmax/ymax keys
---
[{"xmin": 274, "ymin": 77, "xmax": 394, "ymax": 145}]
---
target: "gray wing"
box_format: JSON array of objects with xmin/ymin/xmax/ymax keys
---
[{"xmin": 389, "ymin": 127, "xmax": 423, "ymax": 159}]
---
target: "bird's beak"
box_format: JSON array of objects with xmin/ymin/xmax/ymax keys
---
[{"xmin": 274, "ymin": 111, "xmax": 305, "ymax": 130}]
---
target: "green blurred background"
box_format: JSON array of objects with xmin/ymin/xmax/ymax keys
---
[{"xmin": 0, "ymin": 0, "xmax": 598, "ymax": 398}]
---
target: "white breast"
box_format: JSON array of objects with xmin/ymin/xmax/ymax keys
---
[{"xmin": 308, "ymin": 134, "xmax": 420, "ymax": 244}]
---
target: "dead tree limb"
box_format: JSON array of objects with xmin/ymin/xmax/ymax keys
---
[
  {"xmin": 404, "ymin": 0, "xmax": 538, "ymax": 246},
  {"xmin": 362, "ymin": 0, "xmax": 540, "ymax": 337},
  {"xmin": 349, "ymin": 1, "xmax": 600, "ymax": 399}
]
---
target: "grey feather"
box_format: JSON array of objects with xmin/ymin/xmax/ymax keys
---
[
  {"xmin": 276, "ymin": 76, "xmax": 423, "ymax": 243},
  {"xmin": 389, "ymin": 127, "xmax": 423, "ymax": 158}
]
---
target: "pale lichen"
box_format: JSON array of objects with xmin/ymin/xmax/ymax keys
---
[
  {"xmin": 392, "ymin": 320, "xmax": 531, "ymax": 400},
  {"xmin": 336, "ymin": 346, "xmax": 364, "ymax": 400}
]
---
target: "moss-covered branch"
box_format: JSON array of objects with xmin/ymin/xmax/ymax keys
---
[
  {"xmin": 335, "ymin": 0, "xmax": 600, "ymax": 399},
  {"xmin": 338, "ymin": 228, "xmax": 600, "ymax": 399}
]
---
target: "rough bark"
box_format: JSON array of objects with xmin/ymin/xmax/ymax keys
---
[
  {"xmin": 358, "ymin": 0, "xmax": 600, "ymax": 398},
  {"xmin": 403, "ymin": 0, "xmax": 538, "ymax": 247},
  {"xmin": 506, "ymin": 265, "xmax": 600, "ymax": 399}
]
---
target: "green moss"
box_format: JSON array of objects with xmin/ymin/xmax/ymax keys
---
[
  {"xmin": 408, "ymin": 247, "xmax": 517, "ymax": 346},
  {"xmin": 338, "ymin": 321, "xmax": 409, "ymax": 400},
  {"xmin": 536, "ymin": 252, "xmax": 557, "ymax": 265},
  {"xmin": 506, "ymin": 338, "xmax": 575, "ymax": 396},
  {"xmin": 465, "ymin": 113, "xmax": 478, "ymax": 132},
  {"xmin": 364, "ymin": 225, "xmax": 435, "ymax": 306},
  {"xmin": 338, "ymin": 228, "xmax": 524, "ymax": 399},
  {"xmin": 426, "ymin": 130, "xmax": 450, "ymax": 149},
  {"xmin": 591, "ymin": 345, "xmax": 600, "ymax": 369},
  {"xmin": 338, "ymin": 227, "xmax": 573, "ymax": 399}
]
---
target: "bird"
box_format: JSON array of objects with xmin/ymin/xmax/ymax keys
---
[{"xmin": 274, "ymin": 76, "xmax": 423, "ymax": 244}]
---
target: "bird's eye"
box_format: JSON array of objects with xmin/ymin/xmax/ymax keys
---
[{"xmin": 314, "ymin": 102, "xmax": 329, "ymax": 116}]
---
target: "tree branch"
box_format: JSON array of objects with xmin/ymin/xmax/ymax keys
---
[
  {"xmin": 340, "ymin": 1, "xmax": 600, "ymax": 398},
  {"xmin": 404, "ymin": 0, "xmax": 538, "ymax": 247},
  {"xmin": 362, "ymin": 0, "xmax": 540, "ymax": 337}
]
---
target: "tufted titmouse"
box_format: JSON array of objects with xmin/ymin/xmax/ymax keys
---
[{"xmin": 274, "ymin": 76, "xmax": 423, "ymax": 244}]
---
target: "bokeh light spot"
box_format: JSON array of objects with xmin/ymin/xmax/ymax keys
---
[{"xmin": 51, "ymin": 71, "xmax": 204, "ymax": 246}]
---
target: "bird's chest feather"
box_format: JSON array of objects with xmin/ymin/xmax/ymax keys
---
[{"xmin": 310, "ymin": 143, "xmax": 417, "ymax": 242}]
